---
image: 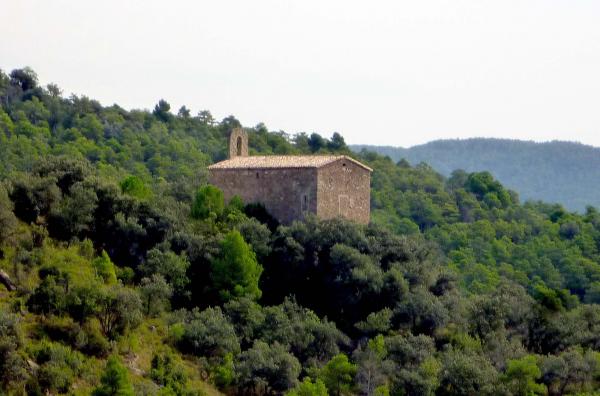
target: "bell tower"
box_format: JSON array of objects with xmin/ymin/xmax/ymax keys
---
[{"xmin": 229, "ymin": 127, "xmax": 248, "ymax": 159}]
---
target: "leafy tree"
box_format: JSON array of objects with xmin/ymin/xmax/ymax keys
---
[
  {"xmin": 257, "ymin": 298, "xmax": 348, "ymax": 365},
  {"xmin": 502, "ymin": 355, "xmax": 546, "ymax": 396},
  {"xmin": 48, "ymin": 181, "xmax": 98, "ymax": 239},
  {"xmin": 96, "ymin": 286, "xmax": 143, "ymax": 338},
  {"xmin": 540, "ymin": 347, "xmax": 598, "ymax": 395},
  {"xmin": 92, "ymin": 356, "xmax": 134, "ymax": 396},
  {"xmin": 191, "ymin": 184, "xmax": 224, "ymax": 220},
  {"xmin": 140, "ymin": 274, "xmax": 173, "ymax": 316},
  {"xmin": 211, "ymin": 230, "xmax": 263, "ymax": 302},
  {"xmin": 65, "ymin": 283, "xmax": 102, "ymax": 323},
  {"xmin": 224, "ymin": 297, "xmax": 265, "ymax": 348},
  {"xmin": 9, "ymin": 67, "xmax": 38, "ymax": 91},
  {"xmin": 237, "ymin": 218, "xmax": 272, "ymax": 262},
  {"xmin": 437, "ymin": 350, "xmax": 499, "ymax": 396},
  {"xmin": 93, "ymin": 250, "xmax": 117, "ymax": 284},
  {"xmin": 237, "ymin": 341, "xmax": 301, "ymax": 395},
  {"xmin": 197, "ymin": 110, "xmax": 215, "ymax": 125},
  {"xmin": 177, "ymin": 105, "xmax": 191, "ymax": 118},
  {"xmin": 10, "ymin": 174, "xmax": 61, "ymax": 224},
  {"xmin": 220, "ymin": 115, "xmax": 241, "ymax": 129},
  {"xmin": 354, "ymin": 336, "xmax": 393, "ymax": 396},
  {"xmin": 27, "ymin": 276, "xmax": 66, "ymax": 315},
  {"xmin": 286, "ymin": 377, "xmax": 328, "ymax": 396},
  {"xmin": 140, "ymin": 249, "xmax": 189, "ymax": 301},
  {"xmin": 179, "ymin": 307, "xmax": 240, "ymax": 359},
  {"xmin": 308, "ymin": 133, "xmax": 326, "ymax": 153},
  {"xmin": 328, "ymin": 133, "xmax": 347, "ymax": 151},
  {"xmin": 120, "ymin": 175, "xmax": 151, "ymax": 200},
  {"xmin": 213, "ymin": 352, "xmax": 236, "ymax": 389},
  {"xmin": 153, "ymin": 99, "xmax": 172, "ymax": 122},
  {"xmin": 395, "ymin": 288, "xmax": 448, "ymax": 335},
  {"xmin": 318, "ymin": 354, "xmax": 357, "ymax": 396}
]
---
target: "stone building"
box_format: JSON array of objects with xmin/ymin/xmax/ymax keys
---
[{"xmin": 208, "ymin": 128, "xmax": 372, "ymax": 224}]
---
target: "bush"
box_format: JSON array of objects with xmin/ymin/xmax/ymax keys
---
[
  {"xmin": 149, "ymin": 352, "xmax": 189, "ymax": 395},
  {"xmin": 0, "ymin": 312, "xmax": 28, "ymax": 390},
  {"xmin": 93, "ymin": 356, "xmax": 134, "ymax": 396},
  {"xmin": 32, "ymin": 342, "xmax": 83, "ymax": 394}
]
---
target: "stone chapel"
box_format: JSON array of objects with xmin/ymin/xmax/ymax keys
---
[{"xmin": 208, "ymin": 128, "xmax": 372, "ymax": 224}]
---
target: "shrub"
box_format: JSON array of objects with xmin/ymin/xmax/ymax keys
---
[{"xmin": 92, "ymin": 356, "xmax": 134, "ymax": 396}]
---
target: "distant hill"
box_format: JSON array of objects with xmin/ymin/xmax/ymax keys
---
[{"xmin": 351, "ymin": 138, "xmax": 600, "ymax": 211}]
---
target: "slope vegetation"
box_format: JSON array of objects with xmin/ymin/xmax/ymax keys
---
[{"xmin": 2, "ymin": 67, "xmax": 600, "ymax": 395}]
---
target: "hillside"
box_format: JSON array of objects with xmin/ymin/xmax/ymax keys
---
[
  {"xmin": 3, "ymin": 67, "xmax": 600, "ymax": 395},
  {"xmin": 351, "ymin": 139, "xmax": 600, "ymax": 212}
]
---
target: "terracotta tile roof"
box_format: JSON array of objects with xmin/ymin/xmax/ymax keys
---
[{"xmin": 208, "ymin": 155, "xmax": 372, "ymax": 172}]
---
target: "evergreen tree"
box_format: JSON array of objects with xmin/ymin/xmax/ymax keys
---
[{"xmin": 211, "ymin": 230, "xmax": 263, "ymax": 301}]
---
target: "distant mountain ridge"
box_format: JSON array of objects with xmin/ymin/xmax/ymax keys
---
[{"xmin": 351, "ymin": 138, "xmax": 600, "ymax": 212}]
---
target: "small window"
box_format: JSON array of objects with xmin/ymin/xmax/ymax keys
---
[
  {"xmin": 256, "ymin": 172, "xmax": 259, "ymax": 179},
  {"xmin": 342, "ymin": 163, "xmax": 346, "ymax": 167},
  {"xmin": 236, "ymin": 136, "xmax": 243, "ymax": 156},
  {"xmin": 302, "ymin": 194, "xmax": 308, "ymax": 212}
]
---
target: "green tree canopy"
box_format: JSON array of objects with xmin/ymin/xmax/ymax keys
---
[
  {"xmin": 211, "ymin": 230, "xmax": 263, "ymax": 302},
  {"xmin": 191, "ymin": 184, "xmax": 224, "ymax": 220}
]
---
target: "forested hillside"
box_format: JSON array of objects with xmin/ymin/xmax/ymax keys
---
[
  {"xmin": 352, "ymin": 139, "xmax": 600, "ymax": 212},
  {"xmin": 3, "ymin": 67, "xmax": 600, "ymax": 395}
]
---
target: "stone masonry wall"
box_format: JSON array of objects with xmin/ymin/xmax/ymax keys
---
[
  {"xmin": 209, "ymin": 167, "xmax": 318, "ymax": 224},
  {"xmin": 316, "ymin": 159, "xmax": 371, "ymax": 224}
]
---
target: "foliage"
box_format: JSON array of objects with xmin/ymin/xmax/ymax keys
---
[
  {"xmin": 286, "ymin": 377, "xmax": 329, "ymax": 396},
  {"xmin": 211, "ymin": 230, "xmax": 263, "ymax": 302},
  {"xmin": 3, "ymin": 67, "xmax": 600, "ymax": 395},
  {"xmin": 93, "ymin": 250, "xmax": 118, "ymax": 284},
  {"xmin": 32, "ymin": 341, "xmax": 84, "ymax": 394},
  {"xmin": 236, "ymin": 341, "xmax": 301, "ymax": 395},
  {"xmin": 191, "ymin": 185, "xmax": 224, "ymax": 220},
  {"xmin": 0, "ymin": 312, "xmax": 28, "ymax": 390},
  {"xmin": 120, "ymin": 175, "xmax": 151, "ymax": 200},
  {"xmin": 318, "ymin": 354, "xmax": 357, "ymax": 396},
  {"xmin": 149, "ymin": 352, "xmax": 190, "ymax": 395},
  {"xmin": 0, "ymin": 183, "xmax": 17, "ymax": 246},
  {"xmin": 502, "ymin": 355, "xmax": 547, "ymax": 396},
  {"xmin": 140, "ymin": 274, "xmax": 173, "ymax": 316},
  {"xmin": 92, "ymin": 356, "xmax": 134, "ymax": 396},
  {"xmin": 96, "ymin": 285, "xmax": 143, "ymax": 338},
  {"xmin": 178, "ymin": 307, "xmax": 241, "ymax": 360}
]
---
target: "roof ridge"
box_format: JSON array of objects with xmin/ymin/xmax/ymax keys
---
[{"xmin": 208, "ymin": 154, "xmax": 372, "ymax": 172}]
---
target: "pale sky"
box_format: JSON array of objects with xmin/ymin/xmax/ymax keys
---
[{"xmin": 2, "ymin": 0, "xmax": 600, "ymax": 147}]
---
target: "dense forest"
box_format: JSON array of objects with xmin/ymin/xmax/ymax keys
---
[
  {"xmin": 352, "ymin": 139, "xmax": 600, "ymax": 212},
  {"xmin": 3, "ymin": 67, "xmax": 600, "ymax": 395}
]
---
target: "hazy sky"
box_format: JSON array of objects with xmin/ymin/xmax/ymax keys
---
[{"xmin": 2, "ymin": 1, "xmax": 600, "ymax": 147}]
